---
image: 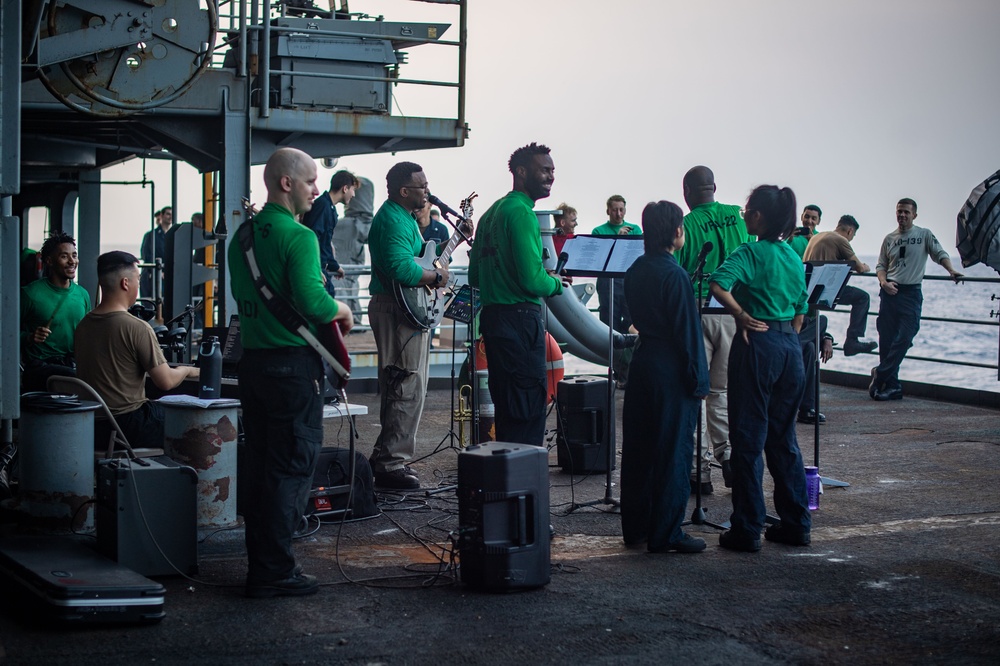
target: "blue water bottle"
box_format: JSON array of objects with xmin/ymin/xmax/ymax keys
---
[
  {"xmin": 805, "ymin": 466, "xmax": 820, "ymax": 511},
  {"xmin": 198, "ymin": 336, "xmax": 222, "ymax": 399}
]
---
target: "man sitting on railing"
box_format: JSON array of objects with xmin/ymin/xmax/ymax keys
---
[
  {"xmin": 803, "ymin": 214, "xmax": 878, "ymax": 357},
  {"xmin": 871, "ymin": 198, "xmax": 963, "ymax": 401}
]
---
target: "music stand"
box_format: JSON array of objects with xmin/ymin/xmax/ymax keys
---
[
  {"xmin": 421, "ymin": 284, "xmax": 482, "ymax": 463},
  {"xmin": 804, "ymin": 261, "xmax": 853, "ymax": 489},
  {"xmin": 560, "ymin": 235, "xmax": 643, "ymax": 511}
]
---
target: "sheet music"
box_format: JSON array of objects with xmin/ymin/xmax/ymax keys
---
[
  {"xmin": 562, "ymin": 236, "xmax": 611, "ymax": 274},
  {"xmin": 805, "ymin": 262, "xmax": 852, "ymax": 309},
  {"xmin": 158, "ymin": 394, "xmax": 241, "ymax": 409},
  {"xmin": 702, "ymin": 293, "xmax": 728, "ymax": 313},
  {"xmin": 605, "ymin": 238, "xmax": 644, "ymax": 275}
]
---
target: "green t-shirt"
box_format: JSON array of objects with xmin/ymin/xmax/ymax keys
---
[
  {"xmin": 228, "ymin": 202, "xmax": 339, "ymax": 350},
  {"xmin": 592, "ymin": 221, "xmax": 641, "ymax": 236},
  {"xmin": 368, "ymin": 199, "xmax": 426, "ymax": 296},
  {"xmin": 787, "ymin": 230, "xmax": 815, "ymax": 259},
  {"xmin": 710, "ymin": 240, "xmax": 808, "ymax": 321},
  {"xmin": 469, "ymin": 190, "xmax": 562, "ymax": 306},
  {"xmin": 20, "ymin": 279, "xmax": 92, "ymax": 363},
  {"xmin": 676, "ymin": 201, "xmax": 750, "ymax": 300}
]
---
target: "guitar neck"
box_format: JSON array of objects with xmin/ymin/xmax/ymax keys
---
[{"xmin": 438, "ymin": 229, "xmax": 466, "ymax": 265}]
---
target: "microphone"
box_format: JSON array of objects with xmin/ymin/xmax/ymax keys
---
[
  {"xmin": 554, "ymin": 251, "xmax": 569, "ymax": 275},
  {"xmin": 428, "ymin": 194, "xmax": 467, "ymax": 221},
  {"xmin": 693, "ymin": 241, "xmax": 713, "ymax": 277}
]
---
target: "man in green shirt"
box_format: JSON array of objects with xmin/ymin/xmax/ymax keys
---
[
  {"xmin": 368, "ymin": 161, "xmax": 452, "ymax": 490},
  {"xmin": 592, "ymin": 195, "xmax": 641, "ymax": 335},
  {"xmin": 787, "ymin": 204, "xmax": 821, "ymax": 259},
  {"xmin": 675, "ymin": 166, "xmax": 750, "ymax": 494},
  {"xmin": 20, "ymin": 232, "xmax": 92, "ymax": 391},
  {"xmin": 469, "ymin": 142, "xmax": 564, "ymax": 446},
  {"xmin": 229, "ymin": 147, "xmax": 353, "ymax": 599}
]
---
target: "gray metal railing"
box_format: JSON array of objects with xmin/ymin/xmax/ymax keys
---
[{"xmin": 210, "ymin": 1, "xmax": 466, "ymax": 123}]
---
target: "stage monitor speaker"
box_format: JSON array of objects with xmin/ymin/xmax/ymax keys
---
[
  {"xmin": 457, "ymin": 442, "xmax": 549, "ymax": 591},
  {"xmin": 556, "ymin": 376, "xmax": 613, "ymax": 473},
  {"xmin": 96, "ymin": 456, "xmax": 198, "ymax": 577}
]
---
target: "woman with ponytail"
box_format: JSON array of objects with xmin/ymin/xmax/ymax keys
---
[{"xmin": 709, "ymin": 185, "xmax": 812, "ymax": 552}]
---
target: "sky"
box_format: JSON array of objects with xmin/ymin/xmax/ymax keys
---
[{"xmin": 35, "ymin": 0, "xmax": 1000, "ymax": 261}]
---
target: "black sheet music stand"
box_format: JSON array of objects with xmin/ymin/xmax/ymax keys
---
[
  {"xmin": 804, "ymin": 261, "xmax": 853, "ymax": 489},
  {"xmin": 560, "ymin": 235, "xmax": 643, "ymax": 512},
  {"xmin": 421, "ymin": 284, "xmax": 482, "ymax": 465}
]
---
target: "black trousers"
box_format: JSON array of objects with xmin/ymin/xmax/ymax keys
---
[
  {"xmin": 875, "ymin": 286, "xmax": 922, "ymax": 391},
  {"xmin": 480, "ymin": 304, "xmax": 547, "ymax": 447},
  {"xmin": 238, "ymin": 347, "xmax": 324, "ymax": 584},
  {"xmin": 107, "ymin": 400, "xmax": 165, "ymax": 451}
]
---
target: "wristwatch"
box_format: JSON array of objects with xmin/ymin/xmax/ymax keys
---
[{"xmin": 434, "ymin": 271, "xmax": 443, "ymax": 285}]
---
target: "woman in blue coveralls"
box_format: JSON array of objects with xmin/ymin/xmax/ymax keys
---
[
  {"xmin": 709, "ymin": 185, "xmax": 812, "ymax": 552},
  {"xmin": 620, "ymin": 200, "xmax": 709, "ymax": 553}
]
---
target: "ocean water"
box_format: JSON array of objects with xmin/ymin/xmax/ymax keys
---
[{"xmin": 562, "ymin": 256, "xmax": 1000, "ymax": 395}]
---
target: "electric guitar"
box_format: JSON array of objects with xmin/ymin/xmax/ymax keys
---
[
  {"xmin": 239, "ymin": 198, "xmax": 352, "ymax": 390},
  {"xmin": 395, "ymin": 193, "xmax": 477, "ymax": 330}
]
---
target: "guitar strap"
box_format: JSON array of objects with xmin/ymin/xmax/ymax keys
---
[{"xmin": 236, "ymin": 221, "xmax": 350, "ymax": 384}]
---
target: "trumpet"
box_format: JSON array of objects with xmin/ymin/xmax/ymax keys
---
[{"xmin": 453, "ymin": 384, "xmax": 473, "ymax": 448}]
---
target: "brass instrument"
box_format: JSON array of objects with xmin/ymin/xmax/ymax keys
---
[{"xmin": 453, "ymin": 384, "xmax": 473, "ymax": 448}]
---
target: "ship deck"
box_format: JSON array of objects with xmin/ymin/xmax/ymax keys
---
[{"xmin": 0, "ymin": 382, "xmax": 998, "ymax": 665}]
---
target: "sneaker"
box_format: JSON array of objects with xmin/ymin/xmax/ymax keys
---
[
  {"xmin": 374, "ymin": 467, "xmax": 420, "ymax": 490},
  {"xmin": 652, "ymin": 533, "xmax": 707, "ymax": 554},
  {"xmin": 764, "ymin": 523, "xmax": 811, "ymax": 546},
  {"xmin": 719, "ymin": 530, "xmax": 761, "ymax": 553},
  {"xmin": 797, "ymin": 409, "xmax": 826, "ymax": 424},
  {"xmin": 245, "ymin": 573, "xmax": 319, "ymax": 599},
  {"xmin": 843, "ymin": 338, "xmax": 878, "ymax": 357},
  {"xmin": 720, "ymin": 459, "xmax": 733, "ymax": 489}
]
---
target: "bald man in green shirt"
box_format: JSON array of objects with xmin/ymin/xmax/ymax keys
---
[{"xmin": 229, "ymin": 147, "xmax": 353, "ymax": 598}]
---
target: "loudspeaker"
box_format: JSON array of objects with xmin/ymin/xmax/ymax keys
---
[
  {"xmin": 457, "ymin": 442, "xmax": 549, "ymax": 591},
  {"xmin": 556, "ymin": 376, "xmax": 613, "ymax": 473},
  {"xmin": 308, "ymin": 448, "xmax": 378, "ymax": 519},
  {"xmin": 96, "ymin": 456, "xmax": 198, "ymax": 577}
]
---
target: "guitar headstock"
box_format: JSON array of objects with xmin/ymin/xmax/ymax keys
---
[
  {"xmin": 460, "ymin": 192, "xmax": 478, "ymax": 222},
  {"xmin": 241, "ymin": 198, "xmax": 260, "ymax": 218}
]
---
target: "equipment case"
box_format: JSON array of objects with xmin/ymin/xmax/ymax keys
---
[
  {"xmin": 96, "ymin": 456, "xmax": 198, "ymax": 576},
  {"xmin": 0, "ymin": 535, "xmax": 165, "ymax": 624}
]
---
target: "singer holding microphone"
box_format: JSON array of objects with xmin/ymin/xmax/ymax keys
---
[{"xmin": 620, "ymin": 201, "xmax": 709, "ymax": 553}]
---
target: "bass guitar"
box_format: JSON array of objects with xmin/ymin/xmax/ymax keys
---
[{"xmin": 395, "ymin": 193, "xmax": 476, "ymax": 330}]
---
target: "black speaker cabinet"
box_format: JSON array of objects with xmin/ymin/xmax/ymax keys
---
[
  {"xmin": 556, "ymin": 376, "xmax": 613, "ymax": 473},
  {"xmin": 457, "ymin": 442, "xmax": 549, "ymax": 591},
  {"xmin": 96, "ymin": 456, "xmax": 198, "ymax": 577}
]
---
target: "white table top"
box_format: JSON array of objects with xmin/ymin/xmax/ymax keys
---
[{"xmin": 323, "ymin": 402, "xmax": 368, "ymax": 418}]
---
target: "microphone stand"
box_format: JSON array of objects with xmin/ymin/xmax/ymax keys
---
[{"xmin": 683, "ymin": 264, "xmax": 728, "ymax": 531}]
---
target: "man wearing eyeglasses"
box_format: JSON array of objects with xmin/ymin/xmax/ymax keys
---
[{"xmin": 367, "ymin": 162, "xmax": 450, "ymax": 490}]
